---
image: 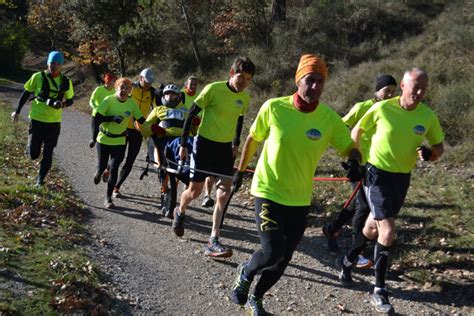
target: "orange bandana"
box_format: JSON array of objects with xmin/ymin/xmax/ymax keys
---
[{"xmin": 295, "ymin": 54, "xmax": 328, "ymax": 83}]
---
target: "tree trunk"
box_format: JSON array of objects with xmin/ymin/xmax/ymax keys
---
[
  {"xmin": 271, "ymin": 0, "xmax": 286, "ymax": 23},
  {"xmin": 181, "ymin": 0, "xmax": 204, "ymax": 73}
]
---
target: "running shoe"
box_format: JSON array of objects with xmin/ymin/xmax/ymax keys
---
[
  {"xmin": 102, "ymin": 169, "xmax": 110, "ymax": 183},
  {"xmin": 322, "ymin": 223, "xmax": 340, "ymax": 252},
  {"xmin": 93, "ymin": 171, "xmax": 101, "ymax": 185},
  {"xmin": 246, "ymin": 294, "xmax": 270, "ymax": 316},
  {"xmin": 356, "ymin": 255, "xmax": 374, "ymax": 269},
  {"xmin": 172, "ymin": 207, "xmax": 185, "ymax": 237},
  {"xmin": 204, "ymin": 238, "xmax": 232, "ymax": 258},
  {"xmin": 35, "ymin": 176, "xmax": 45, "ymax": 187},
  {"xmin": 335, "ymin": 256, "xmax": 354, "ymax": 287},
  {"xmin": 201, "ymin": 195, "xmax": 215, "ymax": 208},
  {"xmin": 104, "ymin": 198, "xmax": 115, "ymax": 209},
  {"xmin": 112, "ymin": 188, "xmax": 122, "ymax": 198},
  {"xmin": 230, "ymin": 262, "xmax": 251, "ymax": 305},
  {"xmin": 370, "ymin": 288, "xmax": 394, "ymax": 314}
]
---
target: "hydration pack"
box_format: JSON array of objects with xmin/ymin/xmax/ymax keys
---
[{"xmin": 36, "ymin": 71, "xmax": 70, "ymax": 102}]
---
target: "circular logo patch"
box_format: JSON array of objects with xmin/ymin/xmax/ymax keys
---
[
  {"xmin": 306, "ymin": 129, "xmax": 322, "ymax": 140},
  {"xmin": 123, "ymin": 111, "xmax": 131, "ymax": 117},
  {"xmin": 413, "ymin": 125, "xmax": 425, "ymax": 135},
  {"xmin": 235, "ymin": 100, "xmax": 244, "ymax": 107}
]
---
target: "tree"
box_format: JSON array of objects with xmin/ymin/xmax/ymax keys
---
[{"xmin": 271, "ymin": 0, "xmax": 286, "ymax": 22}]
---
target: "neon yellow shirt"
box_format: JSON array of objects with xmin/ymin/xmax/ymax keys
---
[
  {"xmin": 250, "ymin": 95, "xmax": 354, "ymax": 206},
  {"xmin": 343, "ymin": 99, "xmax": 376, "ymax": 164},
  {"xmin": 89, "ymin": 85, "xmax": 115, "ymax": 116},
  {"xmin": 144, "ymin": 102, "xmax": 188, "ymax": 137},
  {"xmin": 96, "ymin": 95, "xmax": 143, "ymax": 146},
  {"xmin": 194, "ymin": 81, "xmax": 250, "ymax": 143},
  {"xmin": 357, "ymin": 96, "xmax": 444, "ymax": 173},
  {"xmin": 24, "ymin": 71, "xmax": 74, "ymax": 123},
  {"xmin": 129, "ymin": 84, "xmax": 155, "ymax": 129}
]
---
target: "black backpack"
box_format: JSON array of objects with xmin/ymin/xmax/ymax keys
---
[{"xmin": 37, "ymin": 71, "xmax": 70, "ymax": 102}]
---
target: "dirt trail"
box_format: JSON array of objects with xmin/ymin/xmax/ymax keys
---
[{"xmin": 1, "ymin": 85, "xmax": 471, "ymax": 315}]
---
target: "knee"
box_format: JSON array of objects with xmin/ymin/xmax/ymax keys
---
[
  {"xmin": 378, "ymin": 228, "xmax": 396, "ymax": 246},
  {"xmin": 261, "ymin": 245, "xmax": 285, "ymax": 265}
]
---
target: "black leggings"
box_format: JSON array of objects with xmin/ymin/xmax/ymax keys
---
[
  {"xmin": 27, "ymin": 119, "xmax": 60, "ymax": 181},
  {"xmin": 329, "ymin": 182, "xmax": 370, "ymax": 234},
  {"xmin": 245, "ymin": 198, "xmax": 309, "ymax": 299},
  {"xmin": 115, "ymin": 129, "xmax": 143, "ymax": 188},
  {"xmin": 96, "ymin": 143, "xmax": 126, "ymax": 199}
]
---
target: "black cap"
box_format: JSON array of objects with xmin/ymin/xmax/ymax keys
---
[{"xmin": 375, "ymin": 74, "xmax": 397, "ymax": 92}]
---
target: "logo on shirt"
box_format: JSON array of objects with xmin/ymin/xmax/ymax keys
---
[
  {"xmin": 306, "ymin": 128, "xmax": 321, "ymax": 140},
  {"xmin": 413, "ymin": 125, "xmax": 425, "ymax": 135},
  {"xmin": 123, "ymin": 111, "xmax": 131, "ymax": 117},
  {"xmin": 235, "ymin": 99, "xmax": 244, "ymax": 108}
]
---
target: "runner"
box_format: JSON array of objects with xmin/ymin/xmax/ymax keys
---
[
  {"xmin": 89, "ymin": 72, "xmax": 117, "ymax": 149},
  {"xmin": 230, "ymin": 54, "xmax": 363, "ymax": 315},
  {"xmin": 172, "ymin": 57, "xmax": 256, "ymax": 258},
  {"xmin": 182, "ymin": 75, "xmax": 216, "ymax": 208},
  {"xmin": 112, "ymin": 68, "xmax": 158, "ymax": 198},
  {"xmin": 11, "ymin": 51, "xmax": 74, "ymax": 186},
  {"xmin": 322, "ymin": 74, "xmax": 397, "ymax": 270},
  {"xmin": 93, "ymin": 77, "xmax": 162, "ymax": 209},
  {"xmin": 335, "ymin": 68, "xmax": 444, "ymax": 313}
]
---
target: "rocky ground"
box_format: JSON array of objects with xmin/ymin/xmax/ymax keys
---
[{"xmin": 1, "ymin": 84, "xmax": 471, "ymax": 315}]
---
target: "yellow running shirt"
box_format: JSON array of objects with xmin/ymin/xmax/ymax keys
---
[
  {"xmin": 89, "ymin": 85, "xmax": 115, "ymax": 115},
  {"xmin": 250, "ymin": 95, "xmax": 354, "ymax": 206},
  {"xmin": 194, "ymin": 81, "xmax": 250, "ymax": 143},
  {"xmin": 145, "ymin": 102, "xmax": 189, "ymax": 137},
  {"xmin": 357, "ymin": 96, "xmax": 444, "ymax": 173},
  {"xmin": 343, "ymin": 99, "xmax": 376, "ymax": 164},
  {"xmin": 96, "ymin": 95, "xmax": 143, "ymax": 146},
  {"xmin": 24, "ymin": 71, "xmax": 74, "ymax": 123}
]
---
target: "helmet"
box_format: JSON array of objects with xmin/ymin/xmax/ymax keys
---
[
  {"xmin": 161, "ymin": 84, "xmax": 181, "ymax": 108},
  {"xmin": 163, "ymin": 84, "xmax": 181, "ymax": 95}
]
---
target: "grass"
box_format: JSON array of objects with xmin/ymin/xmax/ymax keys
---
[
  {"xmin": 306, "ymin": 147, "xmax": 473, "ymax": 289},
  {"xmin": 0, "ymin": 101, "xmax": 117, "ymax": 314}
]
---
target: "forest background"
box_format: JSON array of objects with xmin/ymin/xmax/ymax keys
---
[{"xmin": 1, "ymin": 0, "xmax": 472, "ymax": 152}]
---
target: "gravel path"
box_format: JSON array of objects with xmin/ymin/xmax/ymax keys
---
[{"xmin": 1, "ymin": 85, "xmax": 471, "ymax": 315}]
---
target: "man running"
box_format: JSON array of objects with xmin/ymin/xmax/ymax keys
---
[
  {"xmin": 11, "ymin": 51, "xmax": 74, "ymax": 186},
  {"xmin": 230, "ymin": 54, "xmax": 363, "ymax": 315},
  {"xmin": 172, "ymin": 57, "xmax": 256, "ymax": 258},
  {"xmin": 336, "ymin": 68, "xmax": 444, "ymax": 314},
  {"xmin": 323, "ymin": 74, "xmax": 397, "ymax": 269}
]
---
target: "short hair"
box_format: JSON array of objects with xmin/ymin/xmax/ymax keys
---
[
  {"xmin": 114, "ymin": 77, "xmax": 132, "ymax": 91},
  {"xmin": 403, "ymin": 67, "xmax": 428, "ymax": 82},
  {"xmin": 231, "ymin": 57, "xmax": 256, "ymax": 76}
]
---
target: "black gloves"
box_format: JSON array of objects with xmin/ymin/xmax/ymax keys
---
[
  {"xmin": 342, "ymin": 159, "xmax": 364, "ymax": 182},
  {"xmin": 417, "ymin": 145, "xmax": 433, "ymax": 161},
  {"xmin": 104, "ymin": 115, "xmax": 124, "ymax": 124},
  {"xmin": 232, "ymin": 171, "xmax": 245, "ymax": 192}
]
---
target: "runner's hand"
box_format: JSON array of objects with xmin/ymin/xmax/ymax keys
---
[
  {"xmin": 342, "ymin": 159, "xmax": 363, "ymax": 182},
  {"xmin": 113, "ymin": 115, "xmax": 124, "ymax": 124},
  {"xmin": 11, "ymin": 112, "xmax": 18, "ymax": 123},
  {"xmin": 179, "ymin": 146, "xmax": 188, "ymax": 161},
  {"xmin": 151, "ymin": 124, "xmax": 166, "ymax": 137},
  {"xmin": 232, "ymin": 171, "xmax": 245, "ymax": 192},
  {"xmin": 417, "ymin": 145, "xmax": 432, "ymax": 161}
]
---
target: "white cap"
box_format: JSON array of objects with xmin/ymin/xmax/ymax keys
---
[{"xmin": 140, "ymin": 68, "xmax": 155, "ymax": 84}]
